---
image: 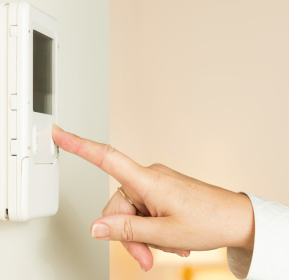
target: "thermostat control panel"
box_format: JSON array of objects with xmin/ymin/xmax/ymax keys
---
[{"xmin": 0, "ymin": 2, "xmax": 59, "ymax": 221}]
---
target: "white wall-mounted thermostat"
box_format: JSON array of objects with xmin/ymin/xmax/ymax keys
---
[{"xmin": 0, "ymin": 2, "xmax": 59, "ymax": 221}]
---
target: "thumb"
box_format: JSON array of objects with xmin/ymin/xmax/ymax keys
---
[{"xmin": 90, "ymin": 214, "xmax": 170, "ymax": 246}]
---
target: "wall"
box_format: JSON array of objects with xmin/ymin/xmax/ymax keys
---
[
  {"xmin": 110, "ymin": 0, "xmax": 289, "ymax": 279},
  {"xmin": 0, "ymin": 0, "xmax": 109, "ymax": 279}
]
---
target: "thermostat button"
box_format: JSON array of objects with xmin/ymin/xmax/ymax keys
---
[
  {"xmin": 32, "ymin": 126, "xmax": 38, "ymax": 153},
  {"xmin": 10, "ymin": 94, "xmax": 17, "ymax": 110},
  {"xmin": 10, "ymin": 139, "xmax": 17, "ymax": 156},
  {"xmin": 51, "ymin": 138, "xmax": 55, "ymax": 156},
  {"xmin": 10, "ymin": 26, "xmax": 18, "ymax": 37}
]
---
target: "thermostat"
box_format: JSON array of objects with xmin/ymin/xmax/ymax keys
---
[{"xmin": 0, "ymin": 2, "xmax": 59, "ymax": 221}]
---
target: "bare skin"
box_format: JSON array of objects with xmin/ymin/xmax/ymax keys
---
[{"xmin": 52, "ymin": 125, "xmax": 255, "ymax": 271}]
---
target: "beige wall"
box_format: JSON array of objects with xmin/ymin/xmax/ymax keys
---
[
  {"xmin": 0, "ymin": 1, "xmax": 109, "ymax": 279},
  {"xmin": 110, "ymin": 0, "xmax": 289, "ymax": 279}
]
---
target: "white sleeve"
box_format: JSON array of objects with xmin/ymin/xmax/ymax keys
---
[{"xmin": 227, "ymin": 193, "xmax": 289, "ymax": 280}]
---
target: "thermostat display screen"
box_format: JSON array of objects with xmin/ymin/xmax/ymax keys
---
[{"xmin": 33, "ymin": 30, "xmax": 53, "ymax": 115}]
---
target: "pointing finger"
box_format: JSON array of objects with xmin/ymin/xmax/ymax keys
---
[{"xmin": 52, "ymin": 125, "xmax": 149, "ymax": 190}]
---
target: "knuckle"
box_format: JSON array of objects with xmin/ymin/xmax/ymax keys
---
[
  {"xmin": 143, "ymin": 165, "xmax": 164, "ymax": 197},
  {"xmin": 151, "ymin": 169, "xmax": 162, "ymax": 187},
  {"xmin": 121, "ymin": 218, "xmax": 134, "ymax": 242},
  {"xmin": 104, "ymin": 144, "xmax": 116, "ymax": 155},
  {"xmin": 98, "ymin": 144, "xmax": 116, "ymax": 168},
  {"xmin": 148, "ymin": 163, "xmax": 164, "ymax": 170}
]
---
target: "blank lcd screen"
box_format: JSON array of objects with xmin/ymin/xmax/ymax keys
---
[{"xmin": 33, "ymin": 30, "xmax": 53, "ymax": 115}]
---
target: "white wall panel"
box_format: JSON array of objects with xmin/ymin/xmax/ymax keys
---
[{"xmin": 0, "ymin": 1, "xmax": 109, "ymax": 279}]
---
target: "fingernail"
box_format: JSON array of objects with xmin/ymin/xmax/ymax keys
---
[
  {"xmin": 176, "ymin": 253, "xmax": 185, "ymax": 257},
  {"xmin": 140, "ymin": 265, "xmax": 146, "ymax": 272},
  {"xmin": 53, "ymin": 125, "xmax": 64, "ymax": 132},
  {"xmin": 92, "ymin": 224, "xmax": 109, "ymax": 238}
]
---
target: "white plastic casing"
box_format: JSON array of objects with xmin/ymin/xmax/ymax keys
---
[{"xmin": 0, "ymin": 2, "xmax": 59, "ymax": 221}]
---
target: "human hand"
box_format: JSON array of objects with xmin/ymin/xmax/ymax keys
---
[{"xmin": 52, "ymin": 125, "xmax": 255, "ymax": 271}]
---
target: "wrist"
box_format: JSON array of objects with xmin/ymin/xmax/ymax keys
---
[{"xmin": 233, "ymin": 193, "xmax": 255, "ymax": 250}]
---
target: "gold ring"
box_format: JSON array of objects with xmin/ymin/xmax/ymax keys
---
[{"xmin": 117, "ymin": 188, "xmax": 145, "ymax": 217}]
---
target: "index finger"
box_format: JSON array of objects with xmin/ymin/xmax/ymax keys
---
[{"xmin": 52, "ymin": 125, "xmax": 148, "ymax": 189}]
